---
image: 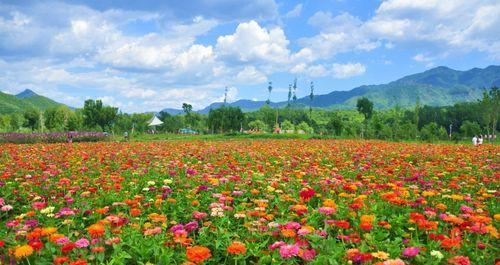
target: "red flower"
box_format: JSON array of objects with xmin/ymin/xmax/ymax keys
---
[
  {"xmin": 61, "ymin": 242, "xmax": 76, "ymax": 253},
  {"xmin": 29, "ymin": 240, "xmax": 43, "ymax": 251},
  {"xmin": 69, "ymin": 259, "xmax": 88, "ymax": 265},
  {"xmin": 299, "ymin": 188, "xmax": 316, "ymax": 201},
  {"xmin": 0, "ymin": 240, "xmax": 4, "ymax": 247},
  {"xmin": 53, "ymin": 256, "xmax": 70, "ymax": 265}
]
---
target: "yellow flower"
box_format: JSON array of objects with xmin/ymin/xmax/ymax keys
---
[
  {"xmin": 372, "ymin": 251, "xmax": 390, "ymax": 260},
  {"xmin": 15, "ymin": 245, "xmax": 34, "ymax": 259}
]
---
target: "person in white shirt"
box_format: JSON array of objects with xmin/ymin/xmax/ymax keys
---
[
  {"xmin": 478, "ymin": 135, "xmax": 483, "ymax": 145},
  {"xmin": 472, "ymin": 135, "xmax": 478, "ymax": 146}
]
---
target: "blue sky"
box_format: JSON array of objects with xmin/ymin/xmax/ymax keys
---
[{"xmin": 0, "ymin": 0, "xmax": 499, "ymax": 112}]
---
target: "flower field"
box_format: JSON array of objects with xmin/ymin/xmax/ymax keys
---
[{"xmin": 0, "ymin": 140, "xmax": 498, "ymax": 265}]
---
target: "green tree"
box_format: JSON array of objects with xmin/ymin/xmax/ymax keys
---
[
  {"xmin": 356, "ymin": 97, "xmax": 374, "ymax": 120},
  {"xmin": 460, "ymin": 121, "xmax": 481, "ymax": 138},
  {"xmin": 208, "ymin": 106, "xmax": 244, "ymax": 133},
  {"xmin": 266, "ymin": 82, "xmax": 273, "ymax": 105},
  {"xmin": 83, "ymin": 99, "xmax": 118, "ymax": 131},
  {"xmin": 281, "ymin": 120, "xmax": 294, "ymax": 131},
  {"xmin": 23, "ymin": 108, "xmax": 40, "ymax": 131},
  {"xmin": 182, "ymin": 103, "xmax": 193, "ymax": 115},
  {"xmin": 296, "ymin": 121, "xmax": 313, "ymax": 134},
  {"xmin": 248, "ymin": 120, "xmax": 267, "ymax": 132},
  {"xmin": 420, "ymin": 122, "xmax": 447, "ymax": 142},
  {"xmin": 326, "ymin": 113, "xmax": 343, "ymax": 136}
]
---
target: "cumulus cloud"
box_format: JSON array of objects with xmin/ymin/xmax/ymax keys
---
[
  {"xmin": 291, "ymin": 62, "xmax": 366, "ymax": 79},
  {"xmin": 285, "ymin": 4, "xmax": 303, "ymax": 18},
  {"xmin": 216, "ymin": 20, "xmax": 291, "ymax": 66},
  {"xmin": 303, "ymin": 0, "xmax": 500, "ymax": 59}
]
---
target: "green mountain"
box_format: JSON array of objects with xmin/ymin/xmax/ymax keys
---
[
  {"xmin": 185, "ymin": 65, "xmax": 499, "ymax": 114},
  {"xmin": 0, "ymin": 89, "xmax": 65, "ymax": 114},
  {"xmin": 295, "ymin": 65, "xmax": 499, "ymax": 109}
]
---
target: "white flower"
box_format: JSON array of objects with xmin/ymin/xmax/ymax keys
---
[
  {"xmin": 430, "ymin": 250, "xmax": 443, "ymax": 259},
  {"xmin": 164, "ymin": 179, "xmax": 173, "ymax": 184}
]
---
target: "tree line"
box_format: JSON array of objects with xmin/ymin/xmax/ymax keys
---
[{"xmin": 0, "ymin": 87, "xmax": 497, "ymax": 142}]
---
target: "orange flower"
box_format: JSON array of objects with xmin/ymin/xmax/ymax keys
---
[
  {"xmin": 281, "ymin": 229, "xmax": 296, "ymax": 238},
  {"xmin": 186, "ymin": 246, "xmax": 211, "ymax": 264},
  {"xmin": 87, "ymin": 224, "xmax": 106, "ymax": 238},
  {"xmin": 227, "ymin": 241, "xmax": 246, "ymax": 255},
  {"xmin": 41, "ymin": 227, "xmax": 57, "ymax": 236},
  {"xmin": 15, "ymin": 245, "xmax": 34, "ymax": 259},
  {"xmin": 130, "ymin": 208, "xmax": 141, "ymax": 217}
]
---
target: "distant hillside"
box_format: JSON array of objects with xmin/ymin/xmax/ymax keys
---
[
  {"xmin": 161, "ymin": 65, "xmax": 499, "ymax": 114},
  {"xmin": 0, "ymin": 89, "xmax": 66, "ymax": 114}
]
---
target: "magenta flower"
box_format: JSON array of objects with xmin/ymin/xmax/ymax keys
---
[
  {"xmin": 402, "ymin": 247, "xmax": 420, "ymax": 257},
  {"xmin": 75, "ymin": 238, "xmax": 90, "ymax": 248},
  {"xmin": 318, "ymin": 206, "xmax": 336, "ymax": 215},
  {"xmin": 269, "ymin": 241, "xmax": 285, "ymax": 250},
  {"xmin": 301, "ymin": 249, "xmax": 317, "ymax": 261},
  {"xmin": 279, "ymin": 244, "xmax": 300, "ymax": 259}
]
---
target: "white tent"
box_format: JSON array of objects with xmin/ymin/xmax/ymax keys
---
[{"xmin": 148, "ymin": 116, "xmax": 164, "ymax": 127}]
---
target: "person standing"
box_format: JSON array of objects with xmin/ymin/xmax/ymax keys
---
[
  {"xmin": 478, "ymin": 135, "xmax": 483, "ymax": 145},
  {"xmin": 472, "ymin": 135, "xmax": 477, "ymax": 146}
]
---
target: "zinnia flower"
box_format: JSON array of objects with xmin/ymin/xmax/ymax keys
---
[
  {"xmin": 75, "ymin": 238, "xmax": 90, "ymax": 248},
  {"xmin": 87, "ymin": 224, "xmax": 106, "ymax": 238},
  {"xmin": 383, "ymin": 259, "xmax": 406, "ymax": 265},
  {"xmin": 402, "ymin": 247, "xmax": 419, "ymax": 257},
  {"xmin": 447, "ymin": 256, "xmax": 470, "ymax": 265},
  {"xmin": 186, "ymin": 246, "xmax": 211, "ymax": 264},
  {"xmin": 15, "ymin": 245, "xmax": 34, "ymax": 259},
  {"xmin": 227, "ymin": 241, "xmax": 246, "ymax": 255},
  {"xmin": 279, "ymin": 244, "xmax": 299, "ymax": 259}
]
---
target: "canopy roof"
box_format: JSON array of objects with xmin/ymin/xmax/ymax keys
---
[{"xmin": 148, "ymin": 116, "xmax": 164, "ymax": 126}]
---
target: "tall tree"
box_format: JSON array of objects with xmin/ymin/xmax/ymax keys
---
[
  {"xmin": 23, "ymin": 108, "xmax": 40, "ymax": 131},
  {"xmin": 309, "ymin": 81, "xmax": 314, "ymax": 118},
  {"xmin": 287, "ymin": 84, "xmax": 292, "ymax": 107},
  {"xmin": 356, "ymin": 97, "xmax": 374, "ymax": 120},
  {"xmin": 182, "ymin": 103, "xmax": 193, "ymax": 115},
  {"xmin": 266, "ymin": 82, "xmax": 273, "ymax": 105},
  {"xmin": 292, "ymin": 78, "xmax": 298, "ymax": 104},
  {"xmin": 83, "ymin": 99, "xmax": 118, "ymax": 131},
  {"xmin": 357, "ymin": 97, "xmax": 373, "ymax": 138}
]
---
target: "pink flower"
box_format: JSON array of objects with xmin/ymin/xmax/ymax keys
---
[
  {"xmin": 269, "ymin": 241, "xmax": 285, "ymax": 250},
  {"xmin": 383, "ymin": 259, "xmax": 406, "ymax": 265},
  {"xmin": 56, "ymin": 237, "xmax": 70, "ymax": 246},
  {"xmin": 402, "ymin": 247, "xmax": 419, "ymax": 257},
  {"xmin": 32, "ymin": 202, "xmax": 47, "ymax": 210},
  {"xmin": 297, "ymin": 228, "xmax": 311, "ymax": 236},
  {"xmin": 284, "ymin": 222, "xmax": 301, "ymax": 230},
  {"xmin": 75, "ymin": 238, "xmax": 90, "ymax": 248},
  {"xmin": 279, "ymin": 244, "xmax": 300, "ymax": 259},
  {"xmin": 1, "ymin": 205, "xmax": 13, "ymax": 212},
  {"xmin": 318, "ymin": 206, "xmax": 336, "ymax": 215},
  {"xmin": 192, "ymin": 211, "xmax": 207, "ymax": 219},
  {"xmin": 144, "ymin": 227, "xmax": 162, "ymax": 236},
  {"xmin": 447, "ymin": 256, "xmax": 470, "ymax": 265},
  {"xmin": 300, "ymin": 249, "xmax": 317, "ymax": 261},
  {"xmin": 185, "ymin": 221, "xmax": 198, "ymax": 232}
]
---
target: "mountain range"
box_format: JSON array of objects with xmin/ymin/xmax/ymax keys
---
[
  {"xmin": 0, "ymin": 89, "xmax": 64, "ymax": 114},
  {"xmin": 1, "ymin": 65, "xmax": 499, "ymax": 115},
  {"xmin": 163, "ymin": 65, "xmax": 500, "ymax": 114}
]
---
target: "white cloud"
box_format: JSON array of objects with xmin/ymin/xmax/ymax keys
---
[
  {"xmin": 235, "ymin": 66, "xmax": 267, "ymax": 84},
  {"xmin": 291, "ymin": 62, "xmax": 366, "ymax": 79},
  {"xmin": 301, "ymin": 12, "xmax": 380, "ymax": 60},
  {"xmin": 303, "ymin": 0, "xmax": 500, "ymax": 60},
  {"xmin": 332, "ymin": 63, "xmax": 366, "ymax": 78},
  {"xmin": 413, "ymin": 53, "xmax": 432, "ymax": 62},
  {"xmin": 216, "ymin": 20, "xmax": 291, "ymax": 66},
  {"xmin": 285, "ymin": 4, "xmax": 303, "ymax": 18}
]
